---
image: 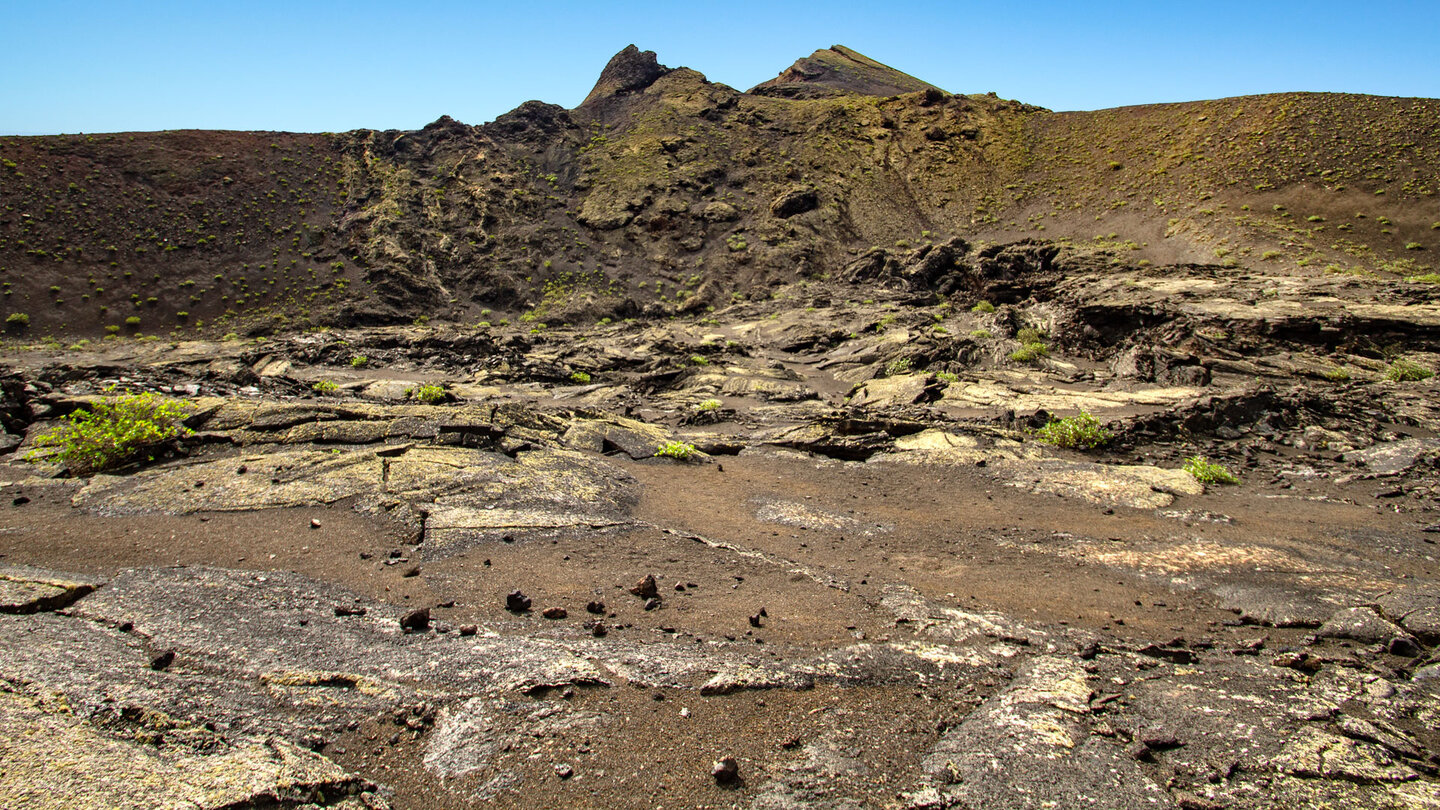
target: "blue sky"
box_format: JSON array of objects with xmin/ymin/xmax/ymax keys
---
[{"xmin": 3, "ymin": 0, "xmax": 1437, "ymax": 135}]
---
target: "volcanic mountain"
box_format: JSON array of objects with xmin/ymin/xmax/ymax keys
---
[{"xmin": 0, "ymin": 44, "xmax": 1434, "ymax": 337}]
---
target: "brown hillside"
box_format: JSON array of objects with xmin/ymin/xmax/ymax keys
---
[{"xmin": 0, "ymin": 47, "xmax": 1436, "ymax": 338}]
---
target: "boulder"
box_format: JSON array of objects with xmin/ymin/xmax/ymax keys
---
[{"xmin": 770, "ymin": 188, "xmax": 818, "ymax": 218}]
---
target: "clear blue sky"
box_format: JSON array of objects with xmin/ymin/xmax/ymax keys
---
[{"xmin": 4, "ymin": 0, "xmax": 1437, "ymax": 135}]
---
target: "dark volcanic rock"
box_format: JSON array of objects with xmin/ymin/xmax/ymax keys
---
[
  {"xmin": 770, "ymin": 188, "xmax": 819, "ymax": 219},
  {"xmin": 581, "ymin": 45, "xmax": 670, "ymax": 106}
]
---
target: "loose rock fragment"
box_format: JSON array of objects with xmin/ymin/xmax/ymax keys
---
[
  {"xmin": 630, "ymin": 574, "xmax": 659, "ymax": 599},
  {"xmin": 506, "ymin": 591, "xmax": 532, "ymax": 613},
  {"xmin": 586, "ymin": 600, "xmax": 606, "ymax": 614},
  {"xmin": 542, "ymin": 606, "xmax": 568, "ymax": 619},
  {"xmin": 400, "ymin": 608, "xmax": 430, "ymax": 632},
  {"xmin": 149, "ymin": 649, "xmax": 175, "ymax": 671},
  {"xmin": 712, "ymin": 756, "xmax": 740, "ymax": 784}
]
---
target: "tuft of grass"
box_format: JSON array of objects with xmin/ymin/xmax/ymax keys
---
[
  {"xmin": 5, "ymin": 312, "xmax": 28, "ymax": 329},
  {"xmin": 312, "ymin": 379, "xmax": 339, "ymax": 395},
  {"xmin": 970, "ymin": 329, "xmax": 993, "ymax": 340},
  {"xmin": 1385, "ymin": 359, "xmax": 1434, "ymax": 382},
  {"xmin": 1405, "ymin": 242, "xmax": 1423, "ymax": 251},
  {"xmin": 1183, "ymin": 455, "xmax": 1239, "ymax": 485},
  {"xmin": 409, "ymin": 383, "xmax": 447, "ymax": 404},
  {"xmin": 1033, "ymin": 412, "xmax": 1111, "ymax": 450},
  {"xmin": 350, "ymin": 355, "xmax": 369, "ymax": 368},
  {"xmin": 935, "ymin": 371, "xmax": 959, "ymax": 383},
  {"xmin": 885, "ymin": 357, "xmax": 913, "ymax": 376},
  {"xmin": 30, "ymin": 391, "xmax": 192, "ymax": 475},
  {"xmin": 655, "ymin": 440, "xmax": 697, "ymax": 461},
  {"xmin": 695, "ymin": 398, "xmax": 722, "ymax": 411},
  {"xmin": 1009, "ymin": 341, "xmax": 1049, "ymax": 364},
  {"xmin": 971, "ymin": 301, "xmax": 996, "ymax": 314},
  {"xmin": 1321, "ymin": 366, "xmax": 1351, "ymax": 382},
  {"xmin": 570, "ymin": 371, "xmax": 592, "ymax": 384}
]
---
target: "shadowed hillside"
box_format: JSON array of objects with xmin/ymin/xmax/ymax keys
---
[{"xmin": 0, "ymin": 46, "xmax": 1435, "ymax": 337}]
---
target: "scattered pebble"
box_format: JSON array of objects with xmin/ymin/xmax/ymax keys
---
[
  {"xmin": 506, "ymin": 591, "xmax": 532, "ymax": 613},
  {"xmin": 399, "ymin": 608, "xmax": 430, "ymax": 632},
  {"xmin": 630, "ymin": 574, "xmax": 659, "ymax": 599},
  {"xmin": 555, "ymin": 763, "xmax": 573, "ymax": 779},
  {"xmin": 712, "ymin": 756, "xmax": 740, "ymax": 784},
  {"xmin": 309, "ymin": 518, "xmax": 322, "ymax": 529},
  {"xmin": 542, "ymin": 606, "xmax": 568, "ymax": 619},
  {"xmin": 586, "ymin": 601, "xmax": 606, "ymax": 614},
  {"xmin": 458, "ymin": 624, "xmax": 478, "ymax": 636},
  {"xmin": 149, "ymin": 650, "xmax": 176, "ymax": 671}
]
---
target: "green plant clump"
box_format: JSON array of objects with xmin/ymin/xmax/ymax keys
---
[
  {"xmin": 1321, "ymin": 366, "xmax": 1351, "ymax": 382},
  {"xmin": 5, "ymin": 312, "xmax": 28, "ymax": 329},
  {"xmin": 1033, "ymin": 412, "xmax": 1111, "ymax": 450},
  {"xmin": 935, "ymin": 371, "xmax": 959, "ymax": 383},
  {"xmin": 410, "ymin": 384, "xmax": 447, "ymax": 404},
  {"xmin": 570, "ymin": 371, "xmax": 592, "ymax": 384},
  {"xmin": 312, "ymin": 379, "xmax": 339, "ymax": 395},
  {"xmin": 31, "ymin": 392, "xmax": 191, "ymax": 475},
  {"xmin": 350, "ymin": 355, "xmax": 369, "ymax": 368},
  {"xmin": 885, "ymin": 357, "xmax": 912, "ymax": 376},
  {"xmin": 695, "ymin": 398, "xmax": 722, "ymax": 412},
  {"xmin": 971, "ymin": 301, "xmax": 996, "ymax": 314},
  {"xmin": 1183, "ymin": 455, "xmax": 1240, "ymax": 485},
  {"xmin": 655, "ymin": 440, "xmax": 697, "ymax": 461},
  {"xmin": 1009, "ymin": 341, "xmax": 1049, "ymax": 364},
  {"xmin": 1385, "ymin": 359, "xmax": 1434, "ymax": 382}
]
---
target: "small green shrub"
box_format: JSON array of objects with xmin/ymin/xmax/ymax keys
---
[
  {"xmin": 1015, "ymin": 326, "xmax": 1047, "ymax": 344},
  {"xmin": 935, "ymin": 371, "xmax": 959, "ymax": 383},
  {"xmin": 1183, "ymin": 455, "xmax": 1239, "ymax": 485},
  {"xmin": 655, "ymin": 440, "xmax": 697, "ymax": 461},
  {"xmin": 1034, "ymin": 412, "xmax": 1111, "ymax": 450},
  {"xmin": 5, "ymin": 312, "xmax": 28, "ymax": 329},
  {"xmin": 570, "ymin": 371, "xmax": 592, "ymax": 384},
  {"xmin": 970, "ymin": 329, "xmax": 993, "ymax": 339},
  {"xmin": 350, "ymin": 355, "xmax": 368, "ymax": 368},
  {"xmin": 885, "ymin": 357, "xmax": 913, "ymax": 376},
  {"xmin": 312, "ymin": 379, "xmax": 339, "ymax": 395},
  {"xmin": 1009, "ymin": 342, "xmax": 1049, "ymax": 364},
  {"xmin": 1321, "ymin": 366, "xmax": 1351, "ymax": 382},
  {"xmin": 31, "ymin": 392, "xmax": 192, "ymax": 475},
  {"xmin": 689, "ymin": 355, "xmax": 710, "ymax": 366},
  {"xmin": 410, "ymin": 384, "xmax": 447, "ymax": 404},
  {"xmin": 1385, "ymin": 359, "xmax": 1434, "ymax": 382},
  {"xmin": 695, "ymin": 398, "xmax": 722, "ymax": 411},
  {"xmin": 1406, "ymin": 273, "xmax": 1440, "ymax": 284},
  {"xmin": 1405, "ymin": 242, "xmax": 1423, "ymax": 251},
  {"xmin": 124, "ymin": 316, "xmax": 141, "ymax": 327},
  {"xmin": 971, "ymin": 301, "xmax": 995, "ymax": 314}
]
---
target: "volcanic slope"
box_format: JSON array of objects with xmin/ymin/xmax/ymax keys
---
[{"xmin": 0, "ymin": 45, "xmax": 1435, "ymax": 336}]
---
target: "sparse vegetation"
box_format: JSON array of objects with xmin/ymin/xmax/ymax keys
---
[
  {"xmin": 5, "ymin": 312, "xmax": 28, "ymax": 330},
  {"xmin": 655, "ymin": 440, "xmax": 697, "ymax": 461},
  {"xmin": 1033, "ymin": 412, "xmax": 1111, "ymax": 450},
  {"xmin": 1184, "ymin": 455, "xmax": 1240, "ymax": 485},
  {"xmin": 350, "ymin": 355, "xmax": 369, "ymax": 368},
  {"xmin": 1009, "ymin": 341, "xmax": 1049, "ymax": 364},
  {"xmin": 408, "ymin": 384, "xmax": 447, "ymax": 404},
  {"xmin": 885, "ymin": 357, "xmax": 913, "ymax": 376},
  {"xmin": 695, "ymin": 398, "xmax": 722, "ymax": 411},
  {"xmin": 30, "ymin": 391, "xmax": 192, "ymax": 475},
  {"xmin": 1385, "ymin": 359, "xmax": 1434, "ymax": 382},
  {"xmin": 971, "ymin": 301, "xmax": 995, "ymax": 314},
  {"xmin": 312, "ymin": 379, "xmax": 339, "ymax": 395},
  {"xmin": 570, "ymin": 371, "xmax": 592, "ymax": 384}
]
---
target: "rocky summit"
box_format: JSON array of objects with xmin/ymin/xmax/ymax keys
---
[{"xmin": 1, "ymin": 44, "xmax": 1439, "ymax": 810}]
